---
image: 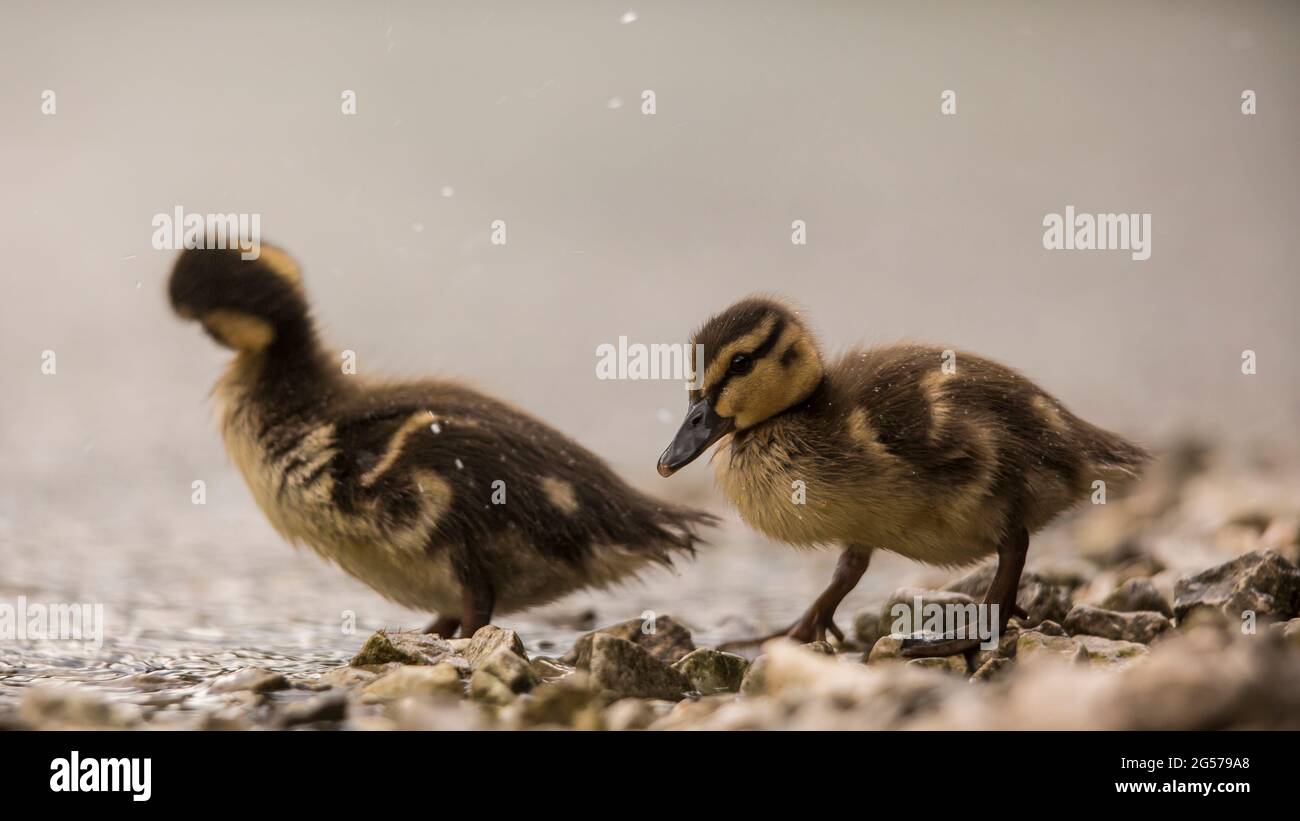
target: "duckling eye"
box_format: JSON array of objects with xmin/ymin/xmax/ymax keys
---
[{"xmin": 728, "ymin": 353, "xmax": 754, "ymax": 376}]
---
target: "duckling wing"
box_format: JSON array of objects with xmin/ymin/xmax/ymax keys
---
[{"xmin": 320, "ymin": 384, "xmax": 716, "ymax": 568}]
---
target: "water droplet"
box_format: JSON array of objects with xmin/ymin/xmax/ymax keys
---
[{"xmin": 430, "ymin": 423, "xmax": 441, "ymax": 434}]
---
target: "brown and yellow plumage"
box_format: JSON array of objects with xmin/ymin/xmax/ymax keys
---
[
  {"xmin": 659, "ymin": 296, "xmax": 1148, "ymax": 652},
  {"xmin": 169, "ymin": 244, "xmax": 715, "ymax": 637}
]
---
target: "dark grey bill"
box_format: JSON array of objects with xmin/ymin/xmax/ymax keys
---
[{"xmin": 657, "ymin": 399, "xmax": 735, "ymax": 477}]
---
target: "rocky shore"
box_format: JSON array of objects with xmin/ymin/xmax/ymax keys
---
[{"xmin": 8, "ymin": 444, "xmax": 1300, "ymax": 730}]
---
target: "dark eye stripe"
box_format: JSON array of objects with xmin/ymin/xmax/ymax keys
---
[{"xmin": 707, "ymin": 316, "xmax": 787, "ymax": 403}]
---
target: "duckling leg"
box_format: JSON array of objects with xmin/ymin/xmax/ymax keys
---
[
  {"xmin": 423, "ymin": 614, "xmax": 461, "ymax": 638},
  {"xmin": 900, "ymin": 526, "xmax": 1030, "ymax": 658},
  {"xmin": 457, "ymin": 581, "xmax": 496, "ymax": 637},
  {"xmin": 719, "ymin": 546, "xmax": 872, "ymax": 649}
]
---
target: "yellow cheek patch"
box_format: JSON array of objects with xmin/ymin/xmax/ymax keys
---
[
  {"xmin": 204, "ymin": 310, "xmax": 274, "ymax": 351},
  {"xmin": 700, "ymin": 315, "xmax": 777, "ymax": 393}
]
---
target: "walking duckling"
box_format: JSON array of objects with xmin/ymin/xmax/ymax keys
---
[
  {"xmin": 657, "ymin": 297, "xmax": 1148, "ymax": 655},
  {"xmin": 169, "ymin": 244, "xmax": 715, "ymax": 637}
]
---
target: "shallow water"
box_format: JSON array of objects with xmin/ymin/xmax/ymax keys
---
[{"xmin": 0, "ymin": 468, "xmax": 939, "ymax": 717}]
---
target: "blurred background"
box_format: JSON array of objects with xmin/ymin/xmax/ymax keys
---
[{"xmin": 1, "ymin": 1, "xmax": 1298, "ymax": 700}]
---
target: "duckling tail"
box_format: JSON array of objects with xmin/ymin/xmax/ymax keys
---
[
  {"xmin": 1084, "ymin": 428, "xmax": 1152, "ymax": 495},
  {"xmin": 641, "ymin": 501, "xmax": 720, "ymax": 561}
]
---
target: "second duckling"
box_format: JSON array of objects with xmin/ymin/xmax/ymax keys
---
[
  {"xmin": 170, "ymin": 244, "xmax": 715, "ymax": 638},
  {"xmin": 658, "ymin": 297, "xmax": 1148, "ymax": 656}
]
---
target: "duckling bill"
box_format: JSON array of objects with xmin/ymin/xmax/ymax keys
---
[
  {"xmin": 659, "ymin": 297, "xmax": 1149, "ymax": 656},
  {"xmin": 169, "ymin": 244, "xmax": 715, "ymax": 638}
]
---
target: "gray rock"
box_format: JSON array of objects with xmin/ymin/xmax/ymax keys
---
[
  {"xmin": 209, "ymin": 667, "xmax": 290, "ymax": 694},
  {"xmin": 866, "ymin": 635, "xmax": 904, "ymax": 664},
  {"xmin": 1017, "ymin": 580, "xmax": 1073, "ymax": 627},
  {"xmin": 562, "ymin": 614, "xmax": 695, "ymax": 668},
  {"xmin": 671, "ymin": 648, "xmax": 750, "ymax": 695},
  {"xmin": 318, "ymin": 666, "xmax": 383, "ymax": 689},
  {"xmin": 350, "ymin": 631, "xmax": 457, "ymax": 667},
  {"xmin": 1102, "ymin": 577, "xmax": 1174, "ymax": 617},
  {"xmin": 587, "ymin": 634, "xmax": 689, "ymax": 700},
  {"xmin": 1064, "ymin": 604, "xmax": 1172, "ymax": 644},
  {"xmin": 1174, "ymin": 550, "xmax": 1300, "ymax": 625},
  {"xmin": 463, "ymin": 625, "xmax": 528, "ymax": 668}
]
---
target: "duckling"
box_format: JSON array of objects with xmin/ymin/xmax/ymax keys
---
[
  {"xmin": 169, "ymin": 244, "xmax": 715, "ymax": 637},
  {"xmin": 657, "ymin": 297, "xmax": 1148, "ymax": 655}
]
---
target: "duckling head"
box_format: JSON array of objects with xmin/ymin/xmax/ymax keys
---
[
  {"xmin": 658, "ymin": 297, "xmax": 823, "ymax": 477},
  {"xmin": 168, "ymin": 244, "xmax": 310, "ymax": 353}
]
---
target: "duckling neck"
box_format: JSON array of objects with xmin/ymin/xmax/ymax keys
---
[{"xmin": 224, "ymin": 317, "xmax": 341, "ymax": 415}]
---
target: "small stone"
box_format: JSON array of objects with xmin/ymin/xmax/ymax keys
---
[
  {"xmin": 1063, "ymin": 604, "xmax": 1171, "ymax": 644},
  {"xmin": 361, "ymin": 663, "xmax": 464, "ymax": 702},
  {"xmin": 945, "ymin": 566, "xmax": 1072, "ymax": 626},
  {"xmin": 529, "ymin": 656, "xmax": 575, "ymax": 680},
  {"xmin": 18, "ymin": 687, "xmax": 141, "ymax": 730},
  {"xmin": 852, "ymin": 608, "xmax": 884, "ymax": 648},
  {"xmin": 278, "ymin": 692, "xmax": 347, "ymax": 728},
  {"xmin": 469, "ymin": 669, "xmax": 516, "ymax": 706},
  {"xmin": 318, "ymin": 666, "xmax": 382, "ymax": 689},
  {"xmin": 1076, "ymin": 635, "xmax": 1149, "ymax": 667},
  {"xmin": 603, "ymin": 698, "xmax": 674, "ymax": 731},
  {"xmin": 1017, "ymin": 580, "xmax": 1073, "ymax": 627},
  {"xmin": 563, "ymin": 614, "xmax": 696, "ymax": 667},
  {"xmin": 1102, "ymin": 578, "xmax": 1174, "ymax": 617},
  {"xmin": 516, "ymin": 672, "xmax": 603, "ymax": 729},
  {"xmin": 1174, "ymin": 550, "xmax": 1300, "ymax": 624},
  {"xmin": 804, "ymin": 640, "xmax": 836, "ymax": 655},
  {"xmin": 209, "ymin": 667, "xmax": 290, "ymax": 694},
  {"xmin": 469, "ymin": 645, "xmax": 539, "ymax": 705},
  {"xmin": 671, "ymin": 648, "xmax": 750, "ymax": 695},
  {"xmin": 350, "ymin": 631, "xmax": 456, "ymax": 667},
  {"xmin": 1282, "ymin": 618, "xmax": 1300, "ymax": 649},
  {"xmin": 738, "ymin": 655, "xmax": 769, "ymax": 696},
  {"xmin": 463, "ymin": 625, "xmax": 528, "ymax": 668},
  {"xmin": 905, "ymin": 656, "xmax": 967, "ymax": 675},
  {"xmin": 971, "ymin": 657, "xmax": 1012, "ymax": 681},
  {"xmin": 1031, "ymin": 620, "xmax": 1067, "ymax": 637},
  {"xmin": 866, "ymin": 635, "xmax": 904, "ymax": 664},
  {"xmin": 878, "ymin": 587, "xmax": 977, "ymax": 639},
  {"xmin": 587, "ymin": 634, "xmax": 689, "ymax": 700},
  {"xmin": 1015, "ymin": 631, "xmax": 1081, "ymax": 663}
]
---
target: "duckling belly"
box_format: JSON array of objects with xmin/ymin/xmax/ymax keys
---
[
  {"xmin": 715, "ymin": 444, "xmax": 1000, "ymax": 566},
  {"xmin": 218, "ymin": 403, "xmax": 462, "ymax": 612}
]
